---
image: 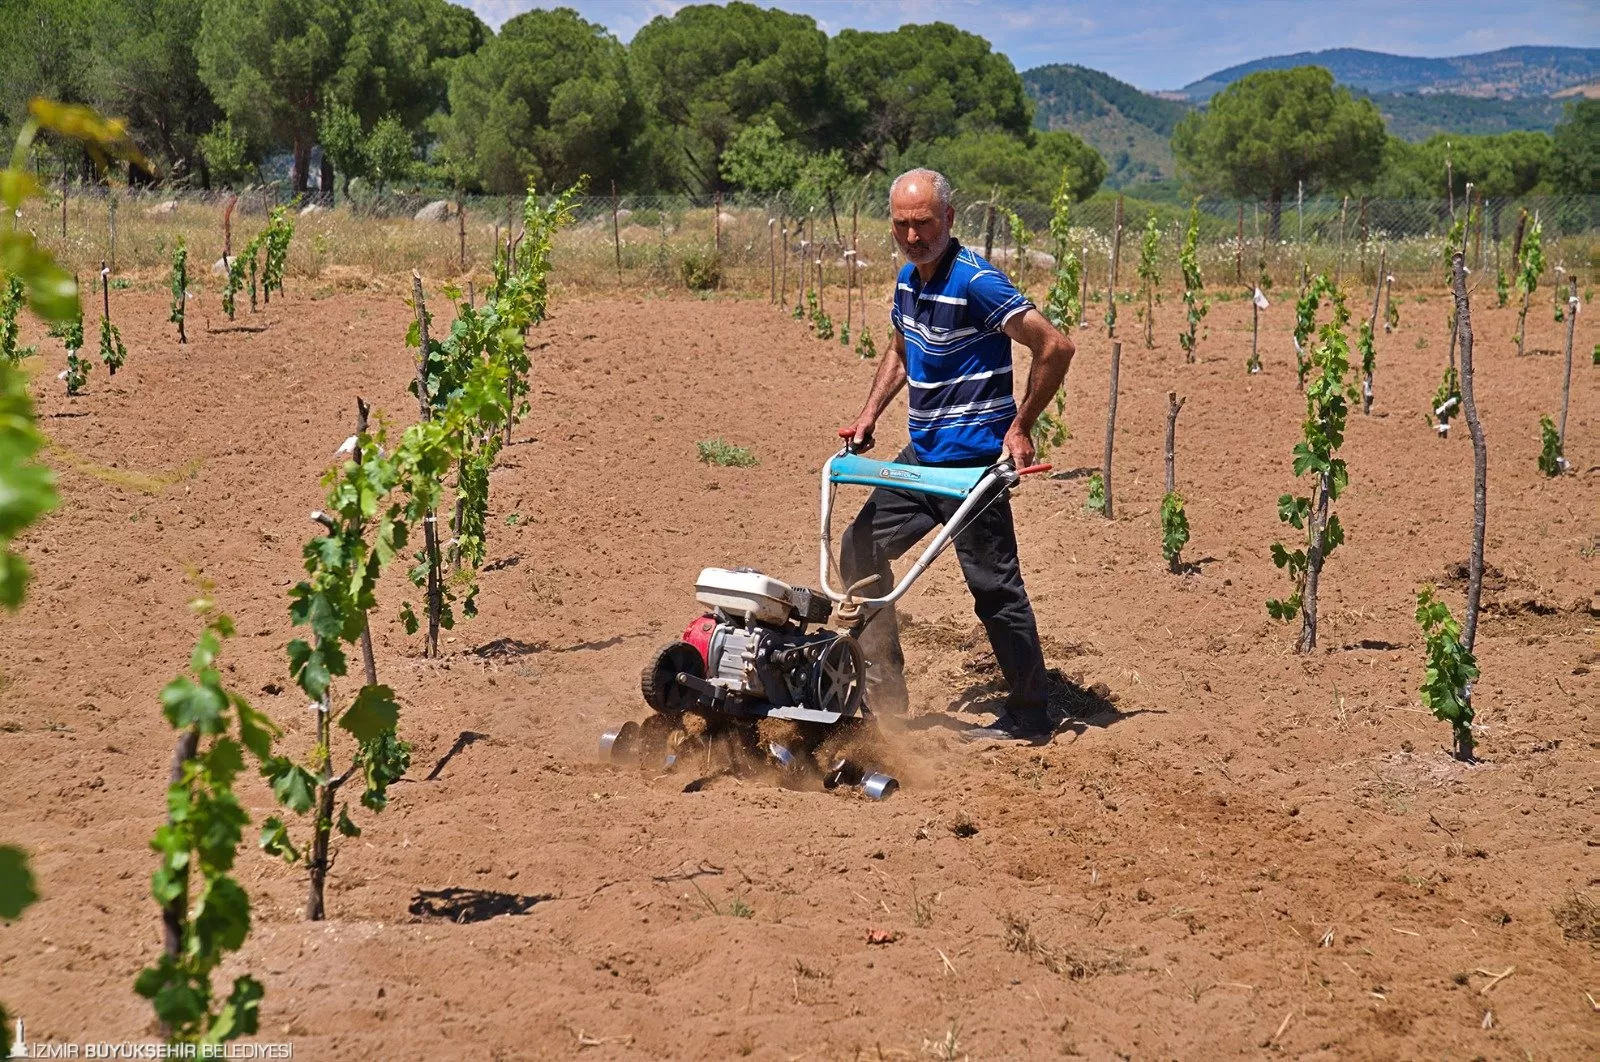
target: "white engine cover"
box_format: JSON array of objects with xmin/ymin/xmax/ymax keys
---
[{"xmin": 695, "ymin": 567, "xmax": 794, "ymax": 625}]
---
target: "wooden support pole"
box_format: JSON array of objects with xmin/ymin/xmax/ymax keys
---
[
  {"xmin": 1106, "ymin": 195, "xmax": 1123, "ymax": 338},
  {"xmin": 1164, "ymin": 391, "xmax": 1185, "ymax": 496},
  {"xmin": 1101, "ymin": 340, "xmax": 1121, "ymax": 519},
  {"xmin": 411, "ymin": 270, "xmax": 441, "ymax": 659},
  {"xmin": 1078, "ymin": 244, "xmax": 1089, "ymax": 329},
  {"xmin": 983, "ymin": 195, "xmax": 997, "ymax": 260},
  {"xmin": 780, "ymin": 215, "xmax": 790, "ymax": 310},
  {"xmin": 1251, "ymin": 291, "xmax": 1261, "ymax": 373},
  {"xmin": 1235, "ymin": 203, "xmax": 1244, "ymax": 283},
  {"xmin": 610, "ymin": 181, "xmax": 622, "ymax": 282},
  {"xmin": 1450, "ymin": 251, "xmax": 1485, "ymax": 761},
  {"xmin": 1383, "ymin": 269, "xmax": 1393, "ymax": 334},
  {"xmin": 61, "ymin": 169, "xmax": 68, "ymax": 239},
  {"xmin": 1363, "ymin": 248, "xmax": 1383, "ymax": 414},
  {"xmin": 1559, "ymin": 276, "xmax": 1577, "ymax": 450},
  {"xmin": 714, "ymin": 191, "xmax": 722, "ymax": 259},
  {"xmin": 458, "ymin": 202, "xmax": 467, "ymax": 272},
  {"xmin": 768, "ymin": 216, "xmax": 776, "ymax": 303},
  {"xmin": 1334, "ymin": 195, "xmax": 1347, "ymax": 287},
  {"xmin": 108, "ymin": 195, "xmax": 117, "ymax": 274}
]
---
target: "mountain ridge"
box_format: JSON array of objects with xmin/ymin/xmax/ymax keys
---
[{"xmin": 1179, "ymin": 45, "xmax": 1600, "ymax": 101}]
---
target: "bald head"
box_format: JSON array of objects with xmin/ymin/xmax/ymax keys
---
[{"xmin": 890, "ymin": 168, "xmax": 955, "ymax": 271}]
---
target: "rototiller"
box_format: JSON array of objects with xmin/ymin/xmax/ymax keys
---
[{"xmin": 600, "ymin": 431, "xmax": 1049, "ymax": 798}]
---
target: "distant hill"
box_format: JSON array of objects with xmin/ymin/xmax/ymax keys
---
[
  {"xmin": 1181, "ymin": 46, "xmax": 1600, "ymax": 101},
  {"xmin": 1021, "ymin": 52, "xmax": 1583, "ymax": 187},
  {"xmin": 1022, "ymin": 64, "xmax": 1191, "ymax": 187},
  {"xmin": 1366, "ymin": 92, "xmax": 1569, "ymax": 140}
]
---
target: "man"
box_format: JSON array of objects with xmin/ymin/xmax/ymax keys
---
[{"xmin": 839, "ymin": 168, "xmax": 1074, "ymax": 743}]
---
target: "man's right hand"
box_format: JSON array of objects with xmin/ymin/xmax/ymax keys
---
[{"xmin": 842, "ymin": 415, "xmax": 876, "ymax": 452}]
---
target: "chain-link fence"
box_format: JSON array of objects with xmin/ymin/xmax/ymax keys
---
[{"xmin": 24, "ymin": 184, "xmax": 1599, "ymax": 303}]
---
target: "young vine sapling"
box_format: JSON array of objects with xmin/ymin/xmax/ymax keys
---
[
  {"xmin": 98, "ymin": 262, "xmax": 126, "ymax": 376},
  {"xmin": 1415, "ymin": 586, "xmax": 1478, "ymax": 760},
  {"xmin": 1136, "ymin": 215, "xmax": 1159, "ymax": 350},
  {"xmin": 1514, "ymin": 215, "xmax": 1544, "ymax": 357},
  {"xmin": 169, "ymin": 237, "xmax": 187, "ymax": 344},
  {"xmin": 0, "ymin": 277, "xmax": 34, "ymax": 363},
  {"xmin": 1536, "ymin": 414, "xmax": 1565, "ymax": 476},
  {"xmin": 1161, "ymin": 391, "xmax": 1189, "ymax": 572},
  {"xmin": 1268, "ymin": 276, "xmax": 1356, "ymax": 652},
  {"xmin": 136, "ymin": 597, "xmax": 280, "ymax": 1042},
  {"xmin": 1033, "ymin": 170, "xmax": 1080, "ymax": 455},
  {"xmin": 1177, "ymin": 201, "xmax": 1206, "ymax": 362}
]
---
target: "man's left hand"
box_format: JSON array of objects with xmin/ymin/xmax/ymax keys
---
[{"xmin": 1003, "ymin": 425, "xmax": 1035, "ymax": 469}]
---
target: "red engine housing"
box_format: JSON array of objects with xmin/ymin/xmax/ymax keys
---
[{"xmin": 680, "ymin": 614, "xmax": 716, "ymax": 671}]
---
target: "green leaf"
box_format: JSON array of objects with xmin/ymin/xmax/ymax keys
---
[
  {"xmin": 161, "ymin": 676, "xmax": 226, "ymax": 733},
  {"xmin": 262, "ymin": 758, "xmax": 317, "ymax": 815},
  {"xmin": 258, "ymin": 817, "xmax": 300, "ymax": 863},
  {"xmin": 338, "ymin": 684, "xmax": 399, "ymax": 743},
  {"xmin": 192, "ymin": 876, "xmax": 251, "ymax": 956},
  {"xmin": 399, "ymin": 600, "xmax": 419, "ymax": 634},
  {"xmin": 0, "ymin": 845, "xmax": 38, "ymax": 921},
  {"xmin": 1323, "ymin": 514, "xmax": 1345, "ymax": 556},
  {"xmin": 204, "ymin": 738, "xmax": 245, "ymax": 789},
  {"xmin": 286, "ymin": 638, "xmax": 332, "ymax": 700},
  {"xmin": 233, "ymin": 698, "xmax": 278, "ymax": 761},
  {"xmin": 336, "ymin": 804, "xmax": 362, "ymax": 837},
  {"xmin": 206, "ymin": 975, "xmax": 264, "ymax": 1043}
]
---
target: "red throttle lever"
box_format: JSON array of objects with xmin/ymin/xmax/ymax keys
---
[{"xmin": 837, "ymin": 426, "xmax": 875, "ymax": 454}]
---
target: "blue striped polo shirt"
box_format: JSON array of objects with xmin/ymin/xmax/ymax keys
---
[{"xmin": 890, "ymin": 239, "xmax": 1031, "ymax": 464}]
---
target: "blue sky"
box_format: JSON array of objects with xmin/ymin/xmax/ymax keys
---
[{"xmin": 463, "ymin": 1, "xmax": 1599, "ymax": 91}]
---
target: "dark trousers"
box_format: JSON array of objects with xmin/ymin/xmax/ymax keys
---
[{"xmin": 838, "ymin": 446, "xmax": 1050, "ymax": 727}]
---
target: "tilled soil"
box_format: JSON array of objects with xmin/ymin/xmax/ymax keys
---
[{"xmin": 1, "ymin": 279, "xmax": 1596, "ymax": 1060}]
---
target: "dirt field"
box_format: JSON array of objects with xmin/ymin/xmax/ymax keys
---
[{"xmin": 1, "ymin": 275, "xmax": 1596, "ymax": 1060}]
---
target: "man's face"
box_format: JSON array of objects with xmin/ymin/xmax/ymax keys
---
[{"xmin": 891, "ymin": 181, "xmax": 954, "ymax": 266}]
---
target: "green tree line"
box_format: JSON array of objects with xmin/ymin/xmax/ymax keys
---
[{"xmin": 4, "ymin": 1, "xmax": 1594, "ymax": 214}]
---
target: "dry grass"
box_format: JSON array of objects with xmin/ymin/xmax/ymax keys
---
[
  {"xmin": 1552, "ymin": 892, "xmax": 1598, "ymax": 944},
  {"xmin": 1001, "ymin": 912, "xmax": 1126, "ymax": 981}
]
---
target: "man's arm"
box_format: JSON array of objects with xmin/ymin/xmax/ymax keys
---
[
  {"xmin": 844, "ymin": 328, "xmax": 908, "ymax": 447},
  {"xmin": 1000, "ymin": 308, "xmax": 1074, "ymax": 467}
]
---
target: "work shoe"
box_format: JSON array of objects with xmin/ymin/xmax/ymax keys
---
[{"xmin": 958, "ymin": 713, "xmax": 1053, "ymax": 745}]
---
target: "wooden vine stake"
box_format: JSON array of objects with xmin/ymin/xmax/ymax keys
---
[
  {"xmin": 768, "ymin": 217, "xmax": 776, "ymax": 303},
  {"xmin": 1450, "ymin": 252, "xmax": 1487, "ymax": 754},
  {"xmin": 1100, "ymin": 340, "xmax": 1121, "ymax": 518},
  {"xmin": 1164, "ymin": 392, "xmax": 1186, "ymax": 496},
  {"xmin": 353, "ymin": 397, "xmax": 379, "ymax": 686},
  {"xmin": 611, "ymin": 181, "xmax": 622, "ymax": 281},
  {"xmin": 779, "ymin": 214, "xmax": 790, "ymax": 310},
  {"xmin": 411, "ymin": 270, "xmax": 442, "ymax": 658},
  {"xmin": 458, "ymin": 202, "xmax": 467, "ymax": 273},
  {"xmin": 1559, "ymin": 276, "xmax": 1577, "ymax": 453},
  {"xmin": 1363, "ymin": 248, "xmax": 1384, "ymax": 413},
  {"xmin": 1105, "ymin": 195, "xmax": 1123, "ymax": 338}
]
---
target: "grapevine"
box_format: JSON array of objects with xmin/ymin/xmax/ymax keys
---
[
  {"xmin": 1177, "ymin": 201, "xmax": 1206, "ymax": 362},
  {"xmin": 136, "ymin": 598, "xmax": 280, "ymax": 1042},
  {"xmin": 1034, "ymin": 170, "xmax": 1079, "ymax": 455},
  {"xmin": 1005, "ymin": 208, "xmax": 1030, "ymax": 287},
  {"xmin": 0, "ymin": 277, "xmax": 34, "ymax": 363},
  {"xmin": 1415, "ymin": 586, "xmax": 1478, "ymax": 759},
  {"xmin": 1291, "ymin": 274, "xmax": 1338, "ymax": 392},
  {"xmin": 1536, "ymin": 414, "xmax": 1565, "ymax": 476},
  {"xmin": 170, "ymin": 238, "xmax": 188, "ymax": 343},
  {"xmin": 1430, "ymin": 365, "xmax": 1460, "ymax": 437},
  {"xmin": 1160, "ymin": 491, "xmax": 1189, "ymax": 572},
  {"xmin": 98, "ymin": 266, "xmax": 127, "ymax": 376},
  {"xmin": 1513, "ymin": 215, "xmax": 1544, "ymax": 356},
  {"xmin": 1136, "ymin": 215, "xmax": 1159, "ymax": 349},
  {"xmin": 1268, "ymin": 276, "xmax": 1356, "ymax": 652},
  {"xmin": 48, "ymin": 305, "xmax": 88, "ymax": 395},
  {"xmin": 855, "ymin": 324, "xmax": 877, "ymax": 360},
  {"xmin": 262, "ymin": 205, "xmax": 294, "ymax": 301},
  {"xmin": 1084, "ymin": 470, "xmax": 1106, "ymax": 514}
]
